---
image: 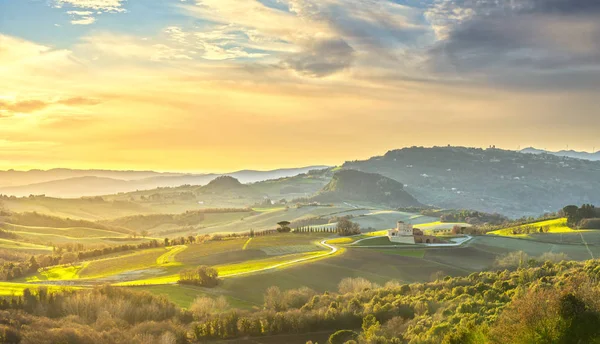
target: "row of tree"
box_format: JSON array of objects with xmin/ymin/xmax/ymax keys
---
[{"xmin": 563, "ymin": 204, "xmax": 599, "ymax": 227}]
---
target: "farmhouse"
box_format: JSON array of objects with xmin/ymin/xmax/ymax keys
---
[{"xmin": 387, "ymin": 221, "xmax": 441, "ymax": 244}]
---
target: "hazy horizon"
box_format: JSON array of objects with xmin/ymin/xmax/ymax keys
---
[{"xmin": 0, "ymin": 143, "xmax": 598, "ymax": 173}]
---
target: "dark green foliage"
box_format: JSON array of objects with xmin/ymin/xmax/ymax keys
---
[
  {"xmin": 441, "ymin": 210, "xmax": 508, "ymax": 225},
  {"xmin": 563, "ymin": 204, "xmax": 599, "ymax": 228},
  {"xmin": 313, "ymin": 169, "xmax": 422, "ymax": 207},
  {"xmin": 343, "ymin": 146, "xmax": 600, "ymax": 217},
  {"xmin": 178, "ymin": 265, "xmax": 219, "ymax": 287},
  {"xmin": 329, "ymin": 329, "xmax": 358, "ymax": 344},
  {"xmin": 277, "ymin": 221, "xmax": 291, "ymax": 233}
]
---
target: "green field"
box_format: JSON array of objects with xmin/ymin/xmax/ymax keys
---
[
  {"xmin": 78, "ymin": 248, "xmax": 170, "ymax": 279},
  {"xmin": 2, "ymin": 197, "xmax": 156, "ymax": 220},
  {"xmin": 133, "ymin": 284, "xmax": 259, "ymax": 309},
  {"xmin": 2, "ymin": 223, "xmax": 127, "ymax": 238},
  {"xmin": 8, "ymin": 206, "xmax": 599, "ymax": 312},
  {"xmin": 202, "ymin": 206, "xmax": 360, "ymax": 234},
  {"xmin": 352, "ymin": 236, "xmax": 408, "ymax": 246},
  {"xmin": 467, "ymin": 235, "xmax": 599, "ymax": 261},
  {"xmin": 0, "ymin": 238, "xmax": 53, "ymax": 253}
]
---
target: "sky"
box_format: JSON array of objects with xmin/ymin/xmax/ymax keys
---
[{"xmin": 1, "ymin": 0, "xmax": 599, "ymax": 172}]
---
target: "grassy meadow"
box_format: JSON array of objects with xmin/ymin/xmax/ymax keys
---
[{"xmin": 4, "ymin": 202, "xmax": 600, "ymax": 312}]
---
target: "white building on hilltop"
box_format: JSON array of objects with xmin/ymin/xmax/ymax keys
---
[
  {"xmin": 388, "ymin": 221, "xmax": 440, "ymax": 245},
  {"xmin": 387, "ymin": 221, "xmax": 416, "ymax": 244}
]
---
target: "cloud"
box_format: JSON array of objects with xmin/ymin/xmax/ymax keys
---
[
  {"xmin": 163, "ymin": 25, "xmax": 273, "ymax": 61},
  {"xmin": 0, "ymin": 97, "xmax": 101, "ymax": 114},
  {"xmin": 77, "ymin": 33, "xmax": 193, "ymax": 61},
  {"xmin": 71, "ymin": 16, "xmax": 96, "ymax": 25},
  {"xmin": 53, "ymin": 0, "xmax": 127, "ymax": 25},
  {"xmin": 425, "ymin": 0, "xmax": 600, "ymax": 84},
  {"xmin": 53, "ymin": 0, "xmax": 126, "ymax": 13},
  {"xmin": 179, "ymin": 0, "xmax": 427, "ymax": 78},
  {"xmin": 0, "ymin": 34, "xmax": 76, "ymax": 81},
  {"xmin": 0, "ymin": 100, "xmax": 48, "ymax": 113},
  {"xmin": 67, "ymin": 10, "xmax": 97, "ymax": 25},
  {"xmin": 282, "ymin": 37, "xmax": 355, "ymax": 77}
]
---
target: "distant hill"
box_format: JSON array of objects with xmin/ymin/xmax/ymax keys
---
[
  {"xmin": 312, "ymin": 169, "xmax": 422, "ymax": 207},
  {"xmin": 343, "ymin": 146, "xmax": 600, "ymax": 217},
  {"xmin": 0, "ymin": 169, "xmax": 181, "ymax": 188},
  {"xmin": 0, "ymin": 177, "xmax": 136, "ymax": 198},
  {"xmin": 0, "ymin": 166, "xmax": 329, "ymax": 197},
  {"xmin": 251, "ymin": 169, "xmax": 333, "ymax": 198},
  {"xmin": 521, "ymin": 147, "xmax": 600, "ymax": 161},
  {"xmin": 199, "ymin": 176, "xmax": 257, "ymax": 196}
]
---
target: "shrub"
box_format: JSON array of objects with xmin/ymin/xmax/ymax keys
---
[{"xmin": 178, "ymin": 266, "xmax": 219, "ymax": 287}]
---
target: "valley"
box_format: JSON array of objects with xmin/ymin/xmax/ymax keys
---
[{"xmin": 1, "ymin": 147, "xmax": 600, "ymax": 343}]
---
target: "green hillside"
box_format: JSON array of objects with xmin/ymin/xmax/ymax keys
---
[
  {"xmin": 313, "ymin": 169, "xmax": 422, "ymax": 207},
  {"xmin": 343, "ymin": 146, "xmax": 600, "ymax": 217}
]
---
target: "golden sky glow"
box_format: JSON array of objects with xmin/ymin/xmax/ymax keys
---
[{"xmin": 1, "ymin": 0, "xmax": 599, "ymax": 172}]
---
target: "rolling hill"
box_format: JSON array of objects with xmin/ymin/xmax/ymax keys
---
[
  {"xmin": 343, "ymin": 146, "xmax": 600, "ymax": 217},
  {"xmin": 0, "ymin": 166, "xmax": 329, "ymax": 198},
  {"xmin": 312, "ymin": 169, "xmax": 422, "ymax": 207},
  {"xmin": 521, "ymin": 147, "xmax": 600, "ymax": 161}
]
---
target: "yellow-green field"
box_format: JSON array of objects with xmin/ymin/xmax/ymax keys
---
[
  {"xmin": 117, "ymin": 249, "xmax": 339, "ymax": 286},
  {"xmin": 251, "ymin": 207, "xmax": 287, "ymax": 213},
  {"xmin": 0, "ymin": 282, "xmax": 80, "ymax": 296},
  {"xmin": 487, "ymin": 218, "xmax": 573, "ymax": 236},
  {"xmin": 78, "ymin": 248, "xmax": 170, "ymax": 279}
]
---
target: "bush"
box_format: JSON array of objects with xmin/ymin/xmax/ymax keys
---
[
  {"xmin": 336, "ymin": 218, "xmax": 361, "ymax": 236},
  {"xmin": 328, "ymin": 329, "xmax": 358, "ymax": 344},
  {"xmin": 178, "ymin": 266, "xmax": 219, "ymax": 287}
]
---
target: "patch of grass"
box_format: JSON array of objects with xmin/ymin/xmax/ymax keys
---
[
  {"xmin": 213, "ymin": 248, "xmax": 474, "ymax": 305},
  {"xmin": 0, "ymin": 238, "xmax": 53, "ymax": 253},
  {"xmin": 133, "ymin": 284, "xmax": 258, "ymax": 309},
  {"xmin": 202, "ymin": 212, "xmax": 254, "ymax": 227},
  {"xmin": 0, "ymin": 282, "xmax": 80, "ymax": 296},
  {"xmin": 353, "ymin": 236, "xmax": 408, "ymax": 246},
  {"xmin": 373, "ymin": 249, "xmax": 425, "ymax": 258},
  {"xmin": 156, "ymin": 245, "xmax": 187, "ymax": 266},
  {"xmin": 176, "ymin": 238, "xmax": 261, "ymax": 266},
  {"xmin": 487, "ymin": 218, "xmax": 571, "ymax": 236},
  {"xmin": 260, "ymin": 245, "xmax": 323, "ymax": 255},
  {"xmin": 115, "ymin": 275, "xmax": 180, "ymax": 286},
  {"xmin": 78, "ymin": 248, "xmax": 168, "ymax": 279},
  {"xmin": 325, "ymin": 237, "xmax": 355, "ymax": 244},
  {"xmin": 364, "ymin": 230, "xmax": 388, "ymax": 237},
  {"xmin": 247, "ymin": 233, "xmax": 327, "ymax": 248},
  {"xmin": 216, "ymin": 251, "xmax": 325, "ymax": 277},
  {"xmin": 11, "ymin": 232, "xmax": 153, "ymax": 247},
  {"xmin": 35, "ymin": 264, "xmax": 84, "ymax": 281},
  {"xmin": 3, "ymin": 223, "xmax": 127, "ymax": 238},
  {"xmin": 252, "ymin": 207, "xmax": 286, "ymax": 213},
  {"xmin": 116, "ymin": 243, "xmax": 341, "ymax": 287},
  {"xmin": 242, "ymin": 238, "xmax": 252, "ymax": 250}
]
